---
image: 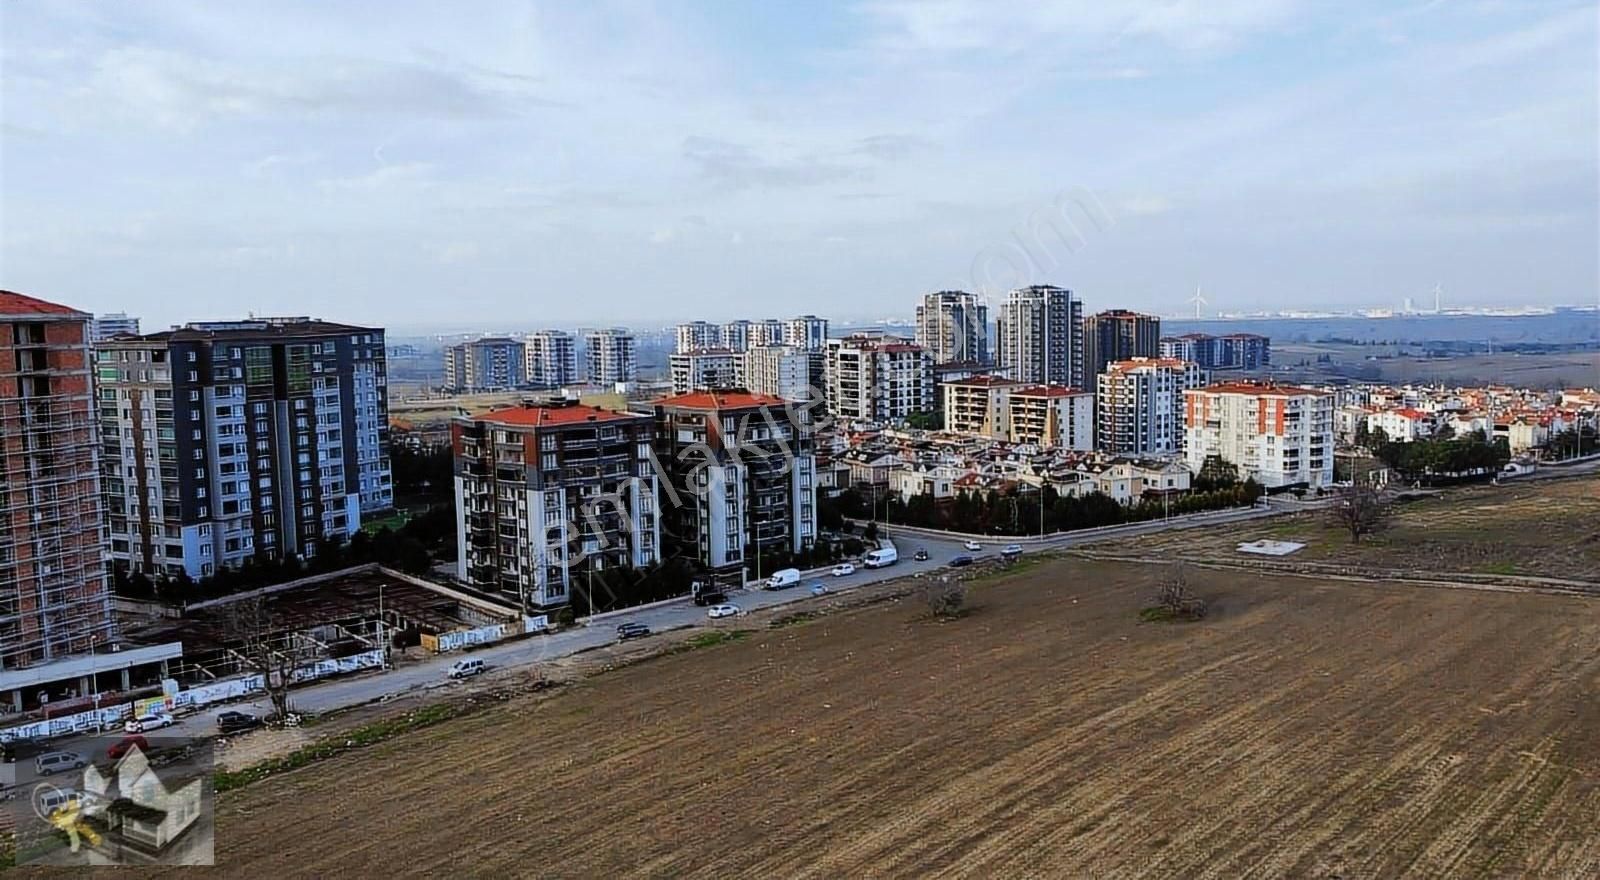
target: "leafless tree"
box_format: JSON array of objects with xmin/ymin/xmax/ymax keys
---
[
  {"xmin": 924, "ymin": 577, "xmax": 967, "ymax": 618},
  {"xmin": 1330, "ymin": 483, "xmax": 1388, "ymax": 543},
  {"xmin": 1153, "ymin": 563, "xmax": 1207, "ymax": 620},
  {"xmin": 223, "ymin": 596, "xmax": 302, "ymax": 723}
]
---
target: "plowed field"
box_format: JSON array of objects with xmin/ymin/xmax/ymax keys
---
[{"xmin": 164, "ymin": 560, "xmax": 1600, "ymax": 878}]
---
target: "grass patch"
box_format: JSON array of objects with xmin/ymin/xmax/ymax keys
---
[
  {"xmin": 769, "ymin": 611, "xmax": 820, "ymax": 629},
  {"xmin": 1479, "ymin": 561, "xmax": 1520, "ymax": 576},
  {"xmin": 670, "ymin": 630, "xmax": 752, "ymax": 653},
  {"xmin": 214, "ymin": 702, "xmax": 460, "ymax": 793}
]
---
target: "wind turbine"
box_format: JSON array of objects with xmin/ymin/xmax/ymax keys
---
[{"xmin": 1189, "ymin": 284, "xmax": 1208, "ymax": 320}]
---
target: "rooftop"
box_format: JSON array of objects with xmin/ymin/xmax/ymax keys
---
[
  {"xmin": 107, "ymin": 317, "xmax": 378, "ymax": 343},
  {"xmin": 0, "ymin": 289, "xmax": 87, "ymax": 319},
  {"xmin": 1106, "ymin": 357, "xmax": 1192, "ymax": 371},
  {"xmin": 945, "ymin": 375, "xmax": 1023, "ymax": 388},
  {"xmin": 1197, "ymin": 381, "xmax": 1329, "ymax": 397},
  {"xmin": 654, "ymin": 389, "xmax": 791, "ymax": 410},
  {"xmin": 1013, "ymin": 384, "xmax": 1091, "ymax": 398},
  {"xmin": 468, "ymin": 401, "xmax": 639, "ymax": 427}
]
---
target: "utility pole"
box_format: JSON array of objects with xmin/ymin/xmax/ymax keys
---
[{"xmin": 377, "ymin": 583, "xmax": 386, "ymax": 660}]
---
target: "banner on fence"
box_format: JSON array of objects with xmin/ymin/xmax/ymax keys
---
[
  {"xmin": 432, "ymin": 623, "xmax": 510, "ymax": 653},
  {"xmin": 523, "ymin": 615, "xmax": 549, "ymax": 634}
]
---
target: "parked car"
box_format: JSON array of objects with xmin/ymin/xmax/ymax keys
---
[
  {"xmin": 949, "ymin": 555, "xmax": 975, "ymax": 568},
  {"xmin": 809, "ymin": 582, "xmax": 829, "ymax": 596},
  {"xmin": 963, "ymin": 540, "xmax": 982, "ymax": 551},
  {"xmin": 616, "ymin": 622, "xmax": 652, "ymax": 641},
  {"xmin": 912, "ymin": 548, "xmax": 930, "ymax": 561},
  {"xmin": 707, "ymin": 603, "xmax": 741, "ymax": 619},
  {"xmin": 447, "ymin": 658, "xmax": 487, "ymax": 679},
  {"xmin": 124, "ymin": 711, "xmax": 174, "ymax": 734},
  {"xmin": 107, "ymin": 734, "xmax": 149, "ymax": 762},
  {"xmin": 35, "ymin": 751, "xmax": 85, "ymax": 776},
  {"xmin": 1001, "ymin": 544, "xmax": 1024, "ymax": 558},
  {"xmin": 691, "ymin": 583, "xmax": 727, "ymax": 606},
  {"xmin": 831, "ymin": 563, "xmax": 856, "ymax": 577},
  {"xmin": 217, "ymin": 711, "xmax": 261, "ymax": 734}
]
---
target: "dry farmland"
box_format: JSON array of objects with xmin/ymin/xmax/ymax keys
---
[{"xmin": 142, "ymin": 557, "xmax": 1600, "ymax": 879}]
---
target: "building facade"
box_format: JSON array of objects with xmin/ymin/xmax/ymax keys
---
[
  {"xmin": 524, "ymin": 330, "xmax": 578, "ymax": 389},
  {"xmin": 669, "ymin": 349, "xmax": 742, "ymax": 394},
  {"xmin": 675, "ymin": 321, "xmax": 721, "ymax": 354},
  {"xmin": 96, "ymin": 319, "xmax": 393, "ymax": 579},
  {"xmin": 719, "ymin": 320, "xmax": 753, "ymax": 353},
  {"xmin": 941, "ymin": 375, "xmax": 1022, "ymax": 438},
  {"xmin": 742, "ymin": 345, "xmax": 819, "ymax": 402},
  {"xmin": 1008, "ymin": 386, "xmax": 1094, "ymax": 451},
  {"xmin": 825, "ymin": 333, "xmax": 934, "ymax": 423},
  {"xmin": 995, "ymin": 285, "xmax": 1083, "ymax": 388},
  {"xmin": 453, "ymin": 402, "xmax": 659, "ymax": 610},
  {"xmin": 584, "ymin": 328, "xmax": 637, "ymax": 385},
  {"xmin": 752, "ymin": 319, "xmax": 785, "ymax": 348},
  {"xmin": 783, "ymin": 315, "xmax": 829, "ymax": 350},
  {"xmin": 1096, "ymin": 357, "xmax": 1203, "ymax": 456},
  {"xmin": 92, "ymin": 313, "xmax": 141, "ymax": 343},
  {"xmin": 1160, "ymin": 333, "xmax": 1270, "ymax": 371},
  {"xmin": 1, "ymin": 292, "xmax": 115, "ymax": 674},
  {"xmin": 1184, "ymin": 382, "xmax": 1334, "ymax": 487},
  {"xmin": 915, "ymin": 290, "xmax": 989, "ymax": 365},
  {"xmin": 1082, "ymin": 309, "xmax": 1160, "ymax": 381},
  {"xmin": 443, "ymin": 336, "xmax": 526, "ymax": 392},
  {"xmin": 653, "ymin": 391, "xmax": 816, "ymax": 575}
]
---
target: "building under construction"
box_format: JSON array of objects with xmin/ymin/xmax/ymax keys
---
[{"xmin": 0, "ymin": 291, "xmax": 180, "ymax": 715}]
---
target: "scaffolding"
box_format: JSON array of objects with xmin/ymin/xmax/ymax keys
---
[{"xmin": 1, "ymin": 336, "xmax": 117, "ymax": 672}]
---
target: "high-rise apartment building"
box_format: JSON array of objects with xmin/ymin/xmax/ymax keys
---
[
  {"xmin": 653, "ymin": 391, "xmax": 815, "ymax": 575},
  {"xmin": 1159, "ymin": 333, "xmax": 1271, "ymax": 371},
  {"xmin": 1185, "ymin": 382, "xmax": 1333, "ymax": 487},
  {"xmin": 1, "ymin": 292, "xmax": 116, "ymax": 676},
  {"xmin": 752, "ymin": 319, "xmax": 786, "ymax": 347},
  {"xmin": 452, "ymin": 401, "xmax": 659, "ymax": 610},
  {"xmin": 783, "ymin": 315, "xmax": 829, "ymax": 350},
  {"xmin": 675, "ymin": 321, "xmax": 721, "ymax": 354},
  {"xmin": 824, "ymin": 333, "xmax": 934, "ymax": 423},
  {"xmin": 941, "ymin": 375, "xmax": 1022, "ymax": 438},
  {"xmin": 1082, "ymin": 309, "xmax": 1160, "ymax": 381},
  {"xmin": 443, "ymin": 336, "xmax": 526, "ymax": 392},
  {"xmin": 915, "ymin": 290, "xmax": 989, "ymax": 365},
  {"xmin": 669, "ymin": 349, "xmax": 742, "ymax": 394},
  {"xmin": 742, "ymin": 345, "xmax": 820, "ymax": 402},
  {"xmin": 96, "ymin": 319, "xmax": 393, "ymax": 578},
  {"xmin": 995, "ymin": 285, "xmax": 1083, "ymax": 388},
  {"xmin": 1095, "ymin": 357, "xmax": 1203, "ymax": 456},
  {"xmin": 524, "ymin": 330, "xmax": 578, "ymax": 389},
  {"xmin": 584, "ymin": 328, "xmax": 637, "ymax": 385},
  {"xmin": 720, "ymin": 320, "xmax": 753, "ymax": 353},
  {"xmin": 92, "ymin": 312, "xmax": 141, "ymax": 343}
]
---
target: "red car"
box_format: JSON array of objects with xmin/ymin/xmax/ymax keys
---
[{"xmin": 107, "ymin": 734, "xmax": 149, "ymax": 761}]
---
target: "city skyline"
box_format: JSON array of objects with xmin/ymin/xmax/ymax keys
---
[{"xmin": 4, "ymin": 2, "xmax": 1595, "ymax": 329}]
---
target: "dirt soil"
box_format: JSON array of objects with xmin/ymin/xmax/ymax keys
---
[
  {"xmin": 124, "ymin": 557, "xmax": 1600, "ymax": 879},
  {"xmin": 1097, "ymin": 477, "xmax": 1600, "ymax": 582}
]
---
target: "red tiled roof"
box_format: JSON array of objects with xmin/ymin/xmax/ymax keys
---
[
  {"xmin": 1012, "ymin": 384, "xmax": 1089, "ymax": 398},
  {"xmin": 944, "ymin": 375, "xmax": 1022, "ymax": 388},
  {"xmin": 0, "ymin": 290, "xmax": 86, "ymax": 317},
  {"xmin": 469, "ymin": 403, "xmax": 638, "ymax": 427},
  {"xmin": 1193, "ymin": 381, "xmax": 1329, "ymax": 397},
  {"xmin": 653, "ymin": 390, "xmax": 790, "ymax": 410},
  {"xmin": 1106, "ymin": 357, "xmax": 1191, "ymax": 371}
]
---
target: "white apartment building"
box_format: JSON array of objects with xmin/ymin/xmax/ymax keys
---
[
  {"xmin": 92, "ymin": 312, "xmax": 141, "ymax": 342},
  {"xmin": 584, "ymin": 328, "xmax": 637, "ymax": 384},
  {"xmin": 524, "ymin": 329, "xmax": 578, "ymax": 389},
  {"xmin": 720, "ymin": 320, "xmax": 753, "ymax": 352},
  {"xmin": 742, "ymin": 345, "xmax": 818, "ymax": 402},
  {"xmin": 825, "ymin": 333, "xmax": 933, "ymax": 423},
  {"xmin": 1008, "ymin": 386, "xmax": 1094, "ymax": 451},
  {"xmin": 1184, "ymin": 382, "xmax": 1335, "ymax": 488},
  {"xmin": 675, "ymin": 321, "xmax": 721, "ymax": 354},
  {"xmin": 752, "ymin": 319, "xmax": 785, "ymax": 347},
  {"xmin": 668, "ymin": 348, "xmax": 742, "ymax": 394},
  {"xmin": 1096, "ymin": 357, "xmax": 1203, "ymax": 456},
  {"xmin": 443, "ymin": 336, "xmax": 525, "ymax": 392},
  {"xmin": 784, "ymin": 315, "xmax": 829, "ymax": 350},
  {"xmin": 942, "ymin": 375, "xmax": 1023, "ymax": 438},
  {"xmin": 995, "ymin": 285, "xmax": 1082, "ymax": 388},
  {"xmin": 915, "ymin": 290, "xmax": 989, "ymax": 365}
]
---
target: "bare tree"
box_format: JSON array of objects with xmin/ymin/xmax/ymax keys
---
[
  {"xmin": 924, "ymin": 577, "xmax": 967, "ymax": 618},
  {"xmin": 223, "ymin": 596, "xmax": 302, "ymax": 723},
  {"xmin": 1153, "ymin": 563, "xmax": 1207, "ymax": 620},
  {"xmin": 1330, "ymin": 483, "xmax": 1388, "ymax": 544}
]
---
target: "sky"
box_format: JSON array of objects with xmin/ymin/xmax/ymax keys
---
[{"xmin": 2, "ymin": 1, "xmax": 1596, "ymax": 331}]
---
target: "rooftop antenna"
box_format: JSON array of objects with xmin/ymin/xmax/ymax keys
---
[{"xmin": 1189, "ymin": 284, "xmax": 1208, "ymax": 320}]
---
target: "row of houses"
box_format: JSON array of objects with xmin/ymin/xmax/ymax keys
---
[{"xmin": 1334, "ymin": 384, "xmax": 1600, "ymax": 453}]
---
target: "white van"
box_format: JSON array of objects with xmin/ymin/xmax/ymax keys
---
[
  {"xmin": 35, "ymin": 751, "xmax": 85, "ymax": 776},
  {"xmin": 863, "ymin": 547, "xmax": 898, "ymax": 568},
  {"xmin": 765, "ymin": 568, "xmax": 801, "ymax": 590},
  {"xmin": 447, "ymin": 658, "xmax": 486, "ymax": 679}
]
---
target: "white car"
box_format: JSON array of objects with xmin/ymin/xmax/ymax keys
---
[
  {"xmin": 963, "ymin": 540, "xmax": 982, "ymax": 551},
  {"xmin": 831, "ymin": 563, "xmax": 856, "ymax": 577},
  {"xmin": 124, "ymin": 711, "xmax": 174, "ymax": 734},
  {"xmin": 707, "ymin": 603, "xmax": 741, "ymax": 619}
]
